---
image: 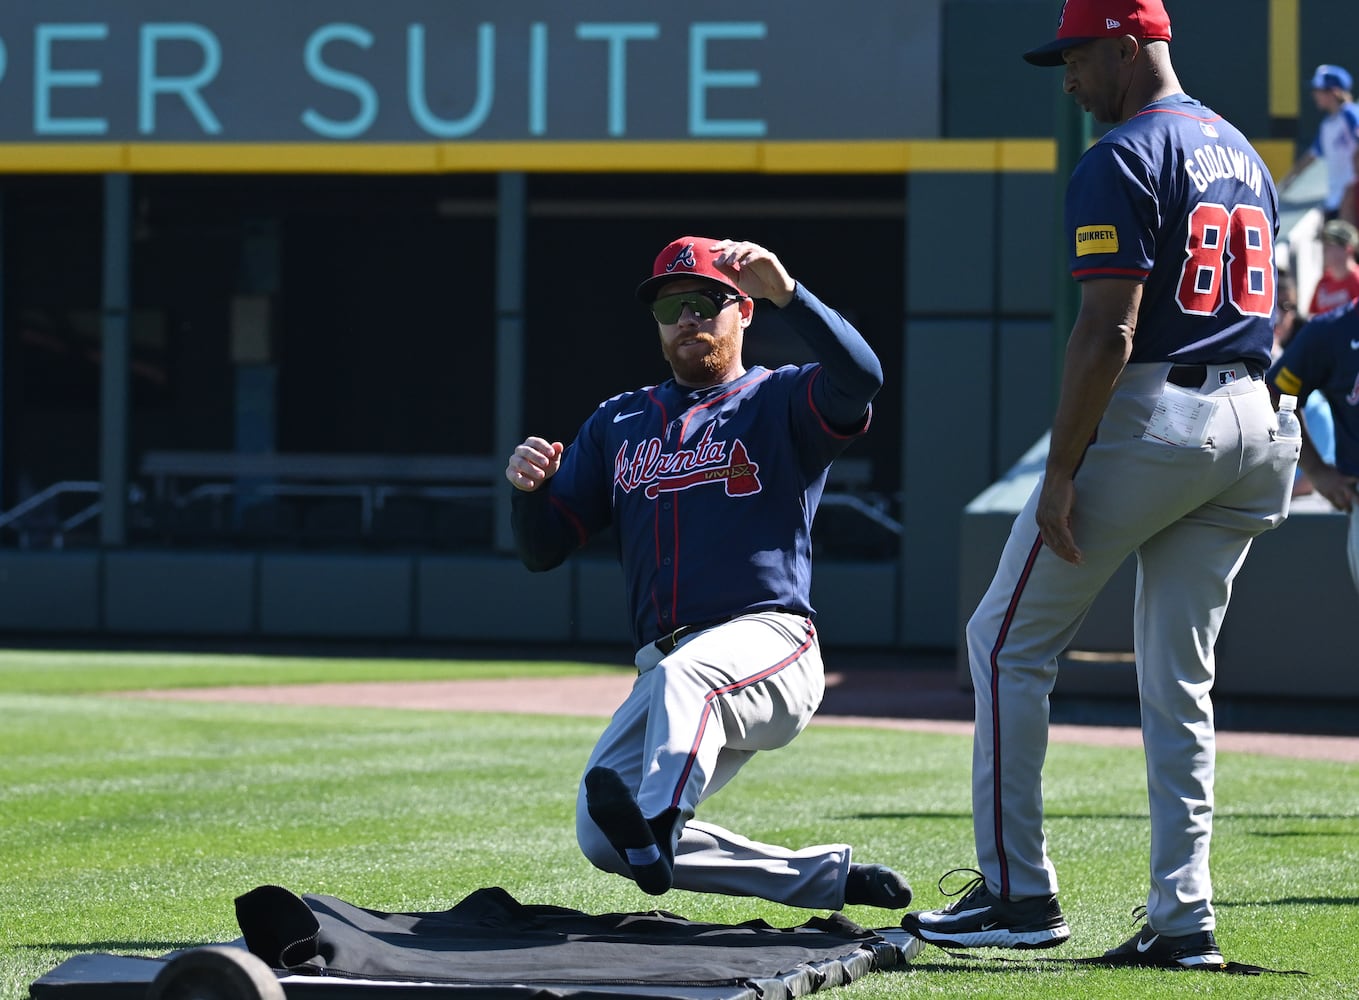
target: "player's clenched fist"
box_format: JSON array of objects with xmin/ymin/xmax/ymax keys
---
[{"xmin": 506, "ymin": 437, "xmax": 564, "ymax": 492}]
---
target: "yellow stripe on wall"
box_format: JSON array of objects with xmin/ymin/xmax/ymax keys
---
[
  {"xmin": 1254, "ymin": 139, "xmax": 1296, "ymax": 185},
  {"xmin": 1269, "ymin": 0, "xmax": 1300, "ymax": 120},
  {"xmin": 0, "ymin": 140, "xmax": 1058, "ymax": 175},
  {"xmin": 0, "ymin": 138, "xmax": 1294, "ymax": 178}
]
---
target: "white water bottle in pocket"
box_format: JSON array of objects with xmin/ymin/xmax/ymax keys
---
[{"xmin": 1276, "ymin": 394, "xmax": 1302, "ymax": 441}]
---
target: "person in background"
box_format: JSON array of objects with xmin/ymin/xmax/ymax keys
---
[
  {"xmin": 1281, "ymin": 64, "xmax": 1359, "ymax": 226},
  {"xmin": 1307, "ymin": 219, "xmax": 1359, "ymax": 318}
]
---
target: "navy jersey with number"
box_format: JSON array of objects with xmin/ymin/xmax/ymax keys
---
[
  {"xmin": 1269, "ymin": 299, "xmax": 1359, "ymax": 476},
  {"xmin": 512, "ymin": 285, "xmax": 875, "ymax": 649},
  {"xmin": 1065, "ymin": 94, "xmax": 1279, "ymax": 367}
]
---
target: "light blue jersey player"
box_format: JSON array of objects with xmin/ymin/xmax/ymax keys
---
[{"xmin": 505, "ymin": 236, "xmax": 913, "ymax": 912}]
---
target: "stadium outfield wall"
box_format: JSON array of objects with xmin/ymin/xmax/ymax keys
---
[{"xmin": 0, "ymin": 1, "xmax": 1356, "ymax": 695}]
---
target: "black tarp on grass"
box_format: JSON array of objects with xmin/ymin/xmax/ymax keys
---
[{"xmin": 30, "ymin": 885, "xmax": 920, "ymax": 1000}]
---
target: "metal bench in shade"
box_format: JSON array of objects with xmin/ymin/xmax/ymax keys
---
[{"xmin": 139, "ymin": 451, "xmax": 499, "ymax": 539}]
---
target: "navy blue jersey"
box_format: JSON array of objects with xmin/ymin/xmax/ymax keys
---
[
  {"xmin": 1269, "ymin": 299, "xmax": 1359, "ymax": 476},
  {"xmin": 1065, "ymin": 94, "xmax": 1279, "ymax": 368},
  {"xmin": 513, "ymin": 284, "xmax": 875, "ymax": 649}
]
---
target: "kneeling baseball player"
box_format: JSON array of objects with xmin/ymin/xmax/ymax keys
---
[{"xmin": 504, "ymin": 236, "xmax": 911, "ymax": 911}]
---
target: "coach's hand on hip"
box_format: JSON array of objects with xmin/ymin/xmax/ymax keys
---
[
  {"xmin": 506, "ymin": 436, "xmax": 564, "ymax": 492},
  {"xmin": 1036, "ymin": 475, "xmax": 1083, "ymax": 565}
]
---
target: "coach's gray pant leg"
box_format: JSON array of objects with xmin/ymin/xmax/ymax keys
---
[
  {"xmin": 967, "ymin": 482, "xmax": 1113, "ymax": 900},
  {"xmin": 1132, "ymin": 384, "xmax": 1295, "ymax": 935},
  {"xmin": 1134, "ymin": 522, "xmax": 1248, "ymax": 935}
]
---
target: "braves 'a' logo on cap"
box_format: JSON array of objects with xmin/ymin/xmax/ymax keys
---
[{"xmin": 665, "ymin": 243, "xmax": 698, "ymax": 273}]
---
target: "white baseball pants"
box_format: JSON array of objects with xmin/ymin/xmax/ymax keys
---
[
  {"xmin": 967, "ymin": 362, "xmax": 1297, "ymax": 936},
  {"xmin": 575, "ymin": 610, "xmax": 853, "ymax": 909}
]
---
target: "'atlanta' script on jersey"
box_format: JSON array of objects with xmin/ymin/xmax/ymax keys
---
[{"xmin": 614, "ymin": 425, "xmax": 763, "ymax": 499}]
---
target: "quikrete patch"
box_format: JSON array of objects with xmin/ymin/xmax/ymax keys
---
[{"xmin": 1075, "ymin": 225, "xmax": 1119, "ymax": 256}]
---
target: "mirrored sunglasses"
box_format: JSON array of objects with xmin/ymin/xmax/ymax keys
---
[{"xmin": 650, "ymin": 288, "xmax": 743, "ymax": 324}]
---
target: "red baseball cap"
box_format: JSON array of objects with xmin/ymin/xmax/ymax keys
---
[
  {"xmin": 1023, "ymin": 0, "xmax": 1172, "ymax": 67},
  {"xmin": 636, "ymin": 237, "xmax": 745, "ymax": 303}
]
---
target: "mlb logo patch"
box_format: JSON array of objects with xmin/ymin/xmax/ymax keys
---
[{"xmin": 1219, "ymin": 370, "xmax": 1238, "ymax": 385}]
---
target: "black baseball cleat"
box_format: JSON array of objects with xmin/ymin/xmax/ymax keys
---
[
  {"xmin": 1103, "ymin": 924, "xmax": 1225, "ymax": 969},
  {"xmin": 584, "ymin": 766, "xmax": 674, "ymax": 895},
  {"xmin": 900, "ymin": 869, "xmax": 1070, "ymax": 949},
  {"xmin": 844, "ymin": 863, "xmax": 913, "ymax": 908}
]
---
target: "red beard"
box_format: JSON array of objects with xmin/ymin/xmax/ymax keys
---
[{"xmin": 662, "ymin": 332, "xmax": 742, "ymax": 387}]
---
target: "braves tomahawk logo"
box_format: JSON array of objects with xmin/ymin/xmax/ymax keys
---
[
  {"xmin": 614, "ymin": 425, "xmax": 762, "ymax": 499},
  {"xmin": 664, "ymin": 243, "xmax": 698, "ymax": 274}
]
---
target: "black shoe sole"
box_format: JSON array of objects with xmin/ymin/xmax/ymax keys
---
[{"xmin": 584, "ymin": 766, "xmax": 673, "ymax": 895}]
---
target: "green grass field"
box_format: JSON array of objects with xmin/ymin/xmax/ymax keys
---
[{"xmin": 1, "ymin": 648, "xmax": 1355, "ymax": 1000}]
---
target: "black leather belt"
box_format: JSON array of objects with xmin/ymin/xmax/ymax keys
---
[
  {"xmin": 654, "ymin": 606, "xmax": 803, "ymax": 654},
  {"xmin": 1167, "ymin": 362, "xmax": 1264, "ymax": 388}
]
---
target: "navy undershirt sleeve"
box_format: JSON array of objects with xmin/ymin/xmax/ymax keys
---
[
  {"xmin": 778, "ymin": 284, "xmax": 883, "ymax": 430},
  {"xmin": 510, "ymin": 487, "xmax": 578, "ymax": 572}
]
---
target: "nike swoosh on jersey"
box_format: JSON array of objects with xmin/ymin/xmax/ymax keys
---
[
  {"xmin": 1136, "ymin": 934, "xmax": 1160, "ymax": 953},
  {"xmin": 613, "ymin": 410, "xmax": 644, "ymax": 423}
]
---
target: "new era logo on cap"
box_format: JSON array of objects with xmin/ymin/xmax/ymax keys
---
[{"xmin": 1024, "ymin": 0, "xmax": 1172, "ymax": 66}]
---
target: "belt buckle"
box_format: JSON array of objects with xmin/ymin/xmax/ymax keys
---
[{"xmin": 658, "ymin": 625, "xmax": 687, "ymax": 654}]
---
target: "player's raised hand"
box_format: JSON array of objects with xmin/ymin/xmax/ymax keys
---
[
  {"xmin": 709, "ymin": 240, "xmax": 797, "ymax": 308},
  {"xmin": 506, "ymin": 436, "xmax": 564, "ymax": 492}
]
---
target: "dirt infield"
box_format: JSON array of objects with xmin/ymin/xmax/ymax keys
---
[{"xmin": 130, "ymin": 667, "xmax": 1359, "ymax": 763}]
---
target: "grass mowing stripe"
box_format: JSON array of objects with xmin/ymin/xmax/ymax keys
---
[
  {"xmin": 0, "ymin": 648, "xmax": 622, "ymax": 694},
  {"xmin": 2, "ymin": 669, "xmax": 1356, "ymax": 1000}
]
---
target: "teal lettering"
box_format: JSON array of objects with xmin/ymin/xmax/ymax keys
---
[
  {"xmin": 302, "ymin": 24, "xmax": 378, "ymax": 139},
  {"xmin": 576, "ymin": 23, "xmax": 659, "ymax": 137},
  {"xmin": 34, "ymin": 23, "xmax": 108, "ymax": 136},
  {"xmin": 408, "ymin": 23, "xmax": 493, "ymax": 139},
  {"xmin": 689, "ymin": 22, "xmax": 766, "ymax": 138},
  {"xmin": 529, "ymin": 23, "xmax": 548, "ymax": 136},
  {"xmin": 139, "ymin": 24, "xmax": 222, "ymax": 135}
]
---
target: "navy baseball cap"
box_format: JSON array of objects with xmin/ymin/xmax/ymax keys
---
[
  {"xmin": 636, "ymin": 237, "xmax": 745, "ymax": 303},
  {"xmin": 1310, "ymin": 64, "xmax": 1353, "ymax": 92},
  {"xmin": 1023, "ymin": 0, "xmax": 1172, "ymax": 67}
]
